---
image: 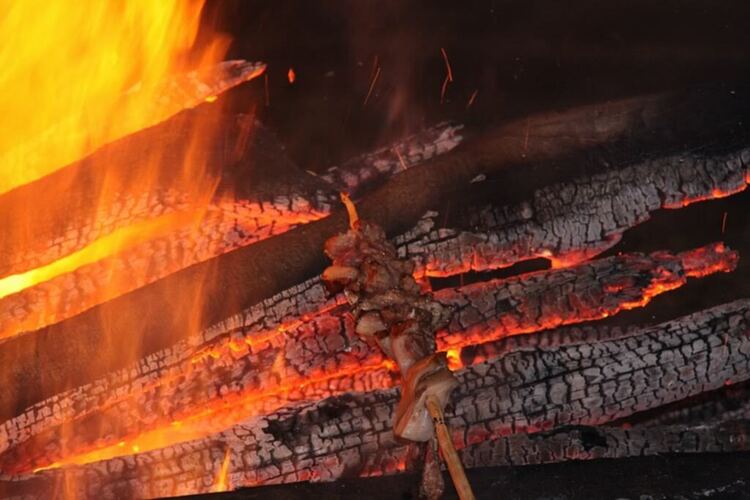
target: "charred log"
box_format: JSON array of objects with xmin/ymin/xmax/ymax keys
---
[
  {"xmin": 319, "ymin": 123, "xmax": 464, "ymax": 198},
  {"xmin": 400, "ymin": 143, "xmax": 750, "ymax": 276}
]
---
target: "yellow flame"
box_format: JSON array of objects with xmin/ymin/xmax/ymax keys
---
[
  {"xmin": 0, "ymin": 211, "xmax": 199, "ymax": 302},
  {"xmin": 0, "ymin": 0, "xmax": 223, "ymax": 195},
  {"xmin": 215, "ymin": 448, "xmax": 232, "ymax": 492}
]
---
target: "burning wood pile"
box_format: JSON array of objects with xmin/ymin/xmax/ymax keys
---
[{"xmin": 2, "ymin": 3, "xmax": 750, "ymax": 499}]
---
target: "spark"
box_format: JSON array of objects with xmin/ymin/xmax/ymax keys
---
[
  {"xmin": 440, "ymin": 47, "xmax": 453, "ymax": 82},
  {"xmin": 440, "ymin": 75, "xmax": 450, "ymax": 104},
  {"xmin": 363, "ymin": 65, "xmax": 381, "ymax": 106},
  {"xmin": 287, "ymin": 67, "xmax": 296, "ymax": 84},
  {"xmin": 440, "ymin": 47, "xmax": 453, "ymax": 104},
  {"xmin": 466, "ymin": 89, "xmax": 478, "ymax": 108},
  {"xmin": 264, "ymin": 73, "xmax": 270, "ymax": 106},
  {"xmin": 394, "ymin": 147, "xmax": 408, "ymax": 171}
]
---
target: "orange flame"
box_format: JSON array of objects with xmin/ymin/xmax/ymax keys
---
[
  {"xmin": 0, "ymin": 2, "xmax": 269, "ymax": 341},
  {"xmin": 0, "ymin": 211, "xmax": 198, "ymax": 302},
  {"xmin": 215, "ymin": 448, "xmax": 232, "ymax": 492}
]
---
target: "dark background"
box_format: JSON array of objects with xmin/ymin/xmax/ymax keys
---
[{"xmin": 199, "ymin": 0, "xmax": 750, "ymax": 171}]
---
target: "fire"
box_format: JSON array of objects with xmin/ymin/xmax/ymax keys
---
[
  {"xmin": 16, "ymin": 353, "xmax": 394, "ymax": 473},
  {"xmin": 0, "ymin": 3, "xmax": 271, "ymax": 343},
  {"xmin": 446, "ymin": 347, "xmax": 463, "ymax": 370},
  {"xmin": 0, "ymin": 211, "xmax": 197, "ymax": 302},
  {"xmin": 288, "ymin": 67, "xmax": 296, "ymax": 84},
  {"xmin": 215, "ymin": 448, "xmax": 232, "ymax": 492},
  {"xmin": 0, "ymin": 201, "xmax": 327, "ymax": 341},
  {"xmin": 0, "ymin": 0, "xmax": 228, "ymax": 195},
  {"xmin": 0, "ymin": 0, "xmax": 269, "ymax": 477}
]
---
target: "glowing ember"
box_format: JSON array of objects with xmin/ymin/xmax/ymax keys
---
[
  {"xmin": 288, "ymin": 67, "xmax": 296, "ymax": 84},
  {"xmin": 22, "ymin": 360, "xmax": 395, "ymax": 472},
  {"xmin": 446, "ymin": 347, "xmax": 463, "ymax": 370},
  {"xmin": 664, "ymin": 184, "xmax": 748, "ymax": 209}
]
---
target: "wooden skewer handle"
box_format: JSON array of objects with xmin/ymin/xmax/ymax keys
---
[
  {"xmin": 340, "ymin": 192, "xmax": 359, "ymax": 229},
  {"xmin": 425, "ymin": 395, "xmax": 477, "ymax": 500}
]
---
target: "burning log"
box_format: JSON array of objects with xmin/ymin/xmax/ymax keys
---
[
  {"xmin": 401, "ymin": 144, "xmax": 750, "ymax": 276},
  {"xmin": 0, "ymin": 92, "xmax": 671, "ymax": 422},
  {"xmin": 435, "ymin": 242, "xmax": 736, "ymax": 349},
  {"xmin": 6, "ymin": 298, "xmax": 750, "ymax": 498},
  {"xmin": 4, "ymin": 89, "xmax": 740, "ymax": 423},
  {"xmin": 0, "ymin": 243, "xmax": 734, "ymax": 477},
  {"xmin": 0, "ymin": 62, "xmax": 268, "ymax": 281}
]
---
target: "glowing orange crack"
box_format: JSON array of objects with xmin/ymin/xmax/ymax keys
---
[{"xmin": 32, "ymin": 359, "xmax": 395, "ymax": 472}]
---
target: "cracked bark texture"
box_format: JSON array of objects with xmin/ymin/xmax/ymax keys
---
[
  {"xmin": 617, "ymin": 380, "xmax": 750, "ymax": 429},
  {"xmin": 399, "ymin": 145, "xmax": 750, "ymax": 276},
  {"xmin": 0, "ymin": 244, "xmax": 735, "ymax": 476},
  {"xmin": 319, "ymin": 122, "xmax": 464, "ymax": 198},
  {"xmin": 5, "ymin": 298, "xmax": 750, "ymax": 498}
]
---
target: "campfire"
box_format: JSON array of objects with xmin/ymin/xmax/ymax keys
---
[{"xmin": 2, "ymin": 2, "xmax": 750, "ymax": 499}]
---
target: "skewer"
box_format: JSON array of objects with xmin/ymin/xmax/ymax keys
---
[
  {"xmin": 340, "ymin": 192, "xmax": 359, "ymax": 229},
  {"xmin": 426, "ymin": 395, "xmax": 477, "ymax": 500},
  {"xmin": 332, "ymin": 192, "xmax": 476, "ymax": 499}
]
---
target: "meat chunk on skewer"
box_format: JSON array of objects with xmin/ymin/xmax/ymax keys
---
[{"xmin": 322, "ymin": 194, "xmax": 457, "ymax": 442}]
